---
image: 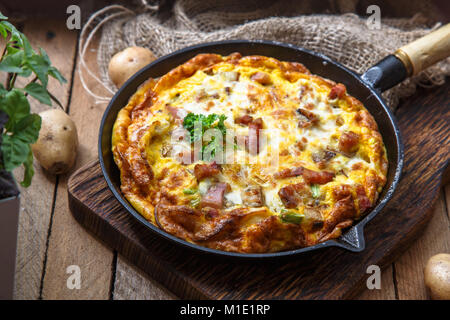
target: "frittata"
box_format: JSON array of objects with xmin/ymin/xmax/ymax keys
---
[{"xmin": 112, "ymin": 53, "xmax": 388, "ymax": 253}]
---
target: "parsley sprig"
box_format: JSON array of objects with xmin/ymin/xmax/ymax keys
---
[
  {"xmin": 0, "ymin": 13, "xmax": 66, "ymax": 187},
  {"xmin": 182, "ymin": 112, "xmax": 227, "ymax": 161}
]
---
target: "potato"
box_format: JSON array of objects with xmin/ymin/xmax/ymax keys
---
[
  {"xmin": 108, "ymin": 46, "xmax": 156, "ymax": 88},
  {"xmin": 32, "ymin": 109, "xmax": 78, "ymax": 175},
  {"xmin": 424, "ymin": 253, "xmax": 450, "ymax": 300}
]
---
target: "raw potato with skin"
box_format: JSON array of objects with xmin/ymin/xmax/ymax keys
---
[
  {"xmin": 424, "ymin": 253, "xmax": 450, "ymax": 300},
  {"xmin": 108, "ymin": 46, "xmax": 156, "ymax": 88},
  {"xmin": 32, "ymin": 109, "xmax": 78, "ymax": 175}
]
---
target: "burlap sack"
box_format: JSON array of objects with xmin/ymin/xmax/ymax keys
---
[{"xmin": 82, "ymin": 0, "xmax": 449, "ymax": 108}]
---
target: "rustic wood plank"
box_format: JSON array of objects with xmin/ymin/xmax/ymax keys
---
[
  {"xmin": 394, "ymin": 190, "xmax": 450, "ymax": 299},
  {"xmin": 113, "ymin": 255, "xmax": 177, "ymax": 300},
  {"xmin": 11, "ymin": 19, "xmax": 77, "ymax": 300},
  {"xmin": 358, "ymin": 183, "xmax": 450, "ymax": 300},
  {"xmin": 40, "ymin": 34, "xmax": 114, "ymax": 299},
  {"xmin": 356, "ymin": 265, "xmax": 396, "ymax": 300}
]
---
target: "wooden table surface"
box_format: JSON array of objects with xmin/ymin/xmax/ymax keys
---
[{"xmin": 10, "ymin": 18, "xmax": 450, "ymax": 300}]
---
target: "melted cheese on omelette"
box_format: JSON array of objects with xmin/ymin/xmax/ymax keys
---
[{"xmin": 112, "ymin": 53, "xmax": 388, "ymax": 253}]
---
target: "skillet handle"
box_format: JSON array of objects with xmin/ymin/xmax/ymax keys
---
[
  {"xmin": 395, "ymin": 23, "xmax": 450, "ymax": 76},
  {"xmin": 361, "ymin": 23, "xmax": 450, "ymax": 92}
]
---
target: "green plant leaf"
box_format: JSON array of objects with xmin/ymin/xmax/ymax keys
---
[
  {"xmin": 1, "ymin": 134, "xmax": 30, "ymax": 171},
  {"xmin": 20, "ymin": 148, "xmax": 34, "ymax": 187},
  {"xmin": 24, "ymin": 82, "xmax": 52, "ymax": 105},
  {"xmin": 14, "ymin": 113, "xmax": 41, "ymax": 144},
  {"xmin": 1, "ymin": 20, "xmax": 23, "ymax": 46},
  {"xmin": 0, "ymin": 24, "xmax": 7, "ymax": 38},
  {"xmin": 0, "ymin": 89, "xmax": 30, "ymax": 131},
  {"xmin": 25, "ymin": 53, "xmax": 49, "ymax": 87},
  {"xmin": 48, "ymin": 66, "xmax": 67, "ymax": 83},
  {"xmin": 0, "ymin": 12, "xmax": 8, "ymax": 20},
  {"xmin": 0, "ymin": 83, "xmax": 7, "ymax": 97},
  {"xmin": 0, "ymin": 50, "xmax": 23, "ymax": 73}
]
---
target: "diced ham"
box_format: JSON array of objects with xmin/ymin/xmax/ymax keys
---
[
  {"xmin": 251, "ymin": 72, "xmax": 272, "ymax": 85},
  {"xmin": 274, "ymin": 166, "xmax": 304, "ymax": 179},
  {"xmin": 278, "ymin": 183, "xmax": 307, "ymax": 208},
  {"xmin": 242, "ymin": 185, "xmax": 264, "ymax": 207},
  {"xmin": 235, "ymin": 114, "xmax": 253, "ymax": 125},
  {"xmin": 338, "ymin": 131, "xmax": 360, "ymax": 154},
  {"xmin": 248, "ymin": 118, "xmax": 263, "ymax": 155},
  {"xmin": 274, "ymin": 166, "xmax": 334, "ymax": 184},
  {"xmin": 302, "ymin": 167, "xmax": 335, "ymax": 184},
  {"xmin": 194, "ymin": 162, "xmax": 220, "ymax": 181},
  {"xmin": 200, "ymin": 183, "xmax": 230, "ymax": 209},
  {"xmin": 328, "ymin": 83, "xmax": 346, "ymax": 100},
  {"xmin": 165, "ymin": 104, "xmax": 187, "ymax": 120}
]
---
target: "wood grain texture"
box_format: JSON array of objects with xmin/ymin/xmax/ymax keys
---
[
  {"xmin": 357, "ymin": 189, "xmax": 450, "ymax": 300},
  {"xmin": 66, "ymin": 80, "xmax": 449, "ymax": 299},
  {"xmin": 12, "ymin": 19, "xmax": 77, "ymax": 300},
  {"xmin": 40, "ymin": 34, "xmax": 114, "ymax": 300},
  {"xmin": 394, "ymin": 191, "xmax": 450, "ymax": 299},
  {"xmin": 113, "ymin": 255, "xmax": 176, "ymax": 300}
]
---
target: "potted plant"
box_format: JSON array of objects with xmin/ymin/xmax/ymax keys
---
[{"xmin": 0, "ymin": 13, "xmax": 65, "ymax": 299}]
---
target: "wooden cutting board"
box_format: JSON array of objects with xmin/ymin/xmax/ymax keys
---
[{"xmin": 67, "ymin": 84, "xmax": 449, "ymax": 299}]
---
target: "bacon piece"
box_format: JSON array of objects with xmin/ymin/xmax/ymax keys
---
[
  {"xmin": 297, "ymin": 108, "xmax": 318, "ymax": 128},
  {"xmin": 332, "ymin": 184, "xmax": 352, "ymax": 200},
  {"xmin": 302, "ymin": 167, "xmax": 335, "ymax": 184},
  {"xmin": 278, "ymin": 183, "xmax": 308, "ymax": 208},
  {"xmin": 235, "ymin": 114, "xmax": 253, "ymax": 125},
  {"xmin": 248, "ymin": 118, "xmax": 263, "ymax": 155},
  {"xmin": 319, "ymin": 195, "xmax": 355, "ymax": 241},
  {"xmin": 194, "ymin": 162, "xmax": 220, "ymax": 181},
  {"xmin": 251, "ymin": 72, "xmax": 272, "ymax": 85},
  {"xmin": 274, "ymin": 166, "xmax": 334, "ymax": 184},
  {"xmin": 338, "ymin": 131, "xmax": 360, "ymax": 153},
  {"xmin": 200, "ymin": 183, "xmax": 230, "ymax": 209},
  {"xmin": 242, "ymin": 185, "xmax": 264, "ymax": 207},
  {"xmin": 274, "ymin": 166, "xmax": 304, "ymax": 179},
  {"xmin": 356, "ymin": 185, "xmax": 372, "ymax": 213},
  {"xmin": 328, "ymin": 83, "xmax": 346, "ymax": 100}
]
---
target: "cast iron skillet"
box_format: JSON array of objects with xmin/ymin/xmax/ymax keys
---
[{"xmin": 98, "ymin": 25, "xmax": 450, "ymax": 258}]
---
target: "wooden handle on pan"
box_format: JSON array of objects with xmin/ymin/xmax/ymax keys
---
[{"xmin": 394, "ymin": 23, "xmax": 450, "ymax": 76}]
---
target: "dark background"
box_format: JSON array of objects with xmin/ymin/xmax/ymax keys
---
[{"xmin": 0, "ymin": 0, "xmax": 449, "ymax": 22}]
